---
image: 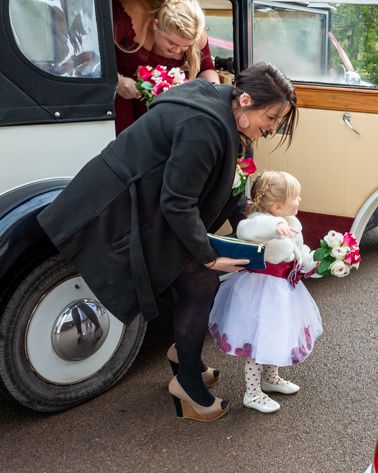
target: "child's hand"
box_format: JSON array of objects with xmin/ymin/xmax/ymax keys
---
[
  {"xmin": 205, "ymin": 257, "xmax": 250, "ymax": 272},
  {"xmin": 276, "ymin": 221, "xmax": 298, "ymax": 238}
]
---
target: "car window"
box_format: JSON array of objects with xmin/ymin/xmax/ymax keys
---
[
  {"xmin": 201, "ymin": 0, "xmax": 234, "ymax": 73},
  {"xmin": 252, "ymin": 1, "xmax": 378, "ymax": 89},
  {"xmin": 9, "ymin": 0, "xmax": 101, "ymax": 78}
]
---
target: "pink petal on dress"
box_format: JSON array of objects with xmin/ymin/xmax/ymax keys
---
[
  {"xmin": 235, "ymin": 343, "xmax": 252, "ymax": 357},
  {"xmin": 217, "ymin": 334, "xmax": 232, "ymax": 353}
]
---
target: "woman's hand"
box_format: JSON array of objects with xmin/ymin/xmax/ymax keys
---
[
  {"xmin": 276, "ymin": 221, "xmax": 298, "ymax": 238},
  {"xmin": 205, "ymin": 257, "xmax": 249, "ymax": 272},
  {"xmin": 117, "ymin": 74, "xmax": 142, "ymax": 100}
]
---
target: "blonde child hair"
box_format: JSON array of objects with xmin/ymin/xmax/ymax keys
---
[{"xmin": 247, "ymin": 171, "xmax": 301, "ymax": 214}]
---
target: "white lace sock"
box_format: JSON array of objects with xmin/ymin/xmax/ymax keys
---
[{"xmin": 263, "ymin": 364, "xmax": 280, "ymax": 384}]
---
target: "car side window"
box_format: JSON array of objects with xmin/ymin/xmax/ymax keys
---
[
  {"xmin": 9, "ymin": 0, "xmax": 102, "ymax": 78},
  {"xmin": 201, "ymin": 0, "xmax": 234, "ymax": 82},
  {"xmin": 252, "ymin": 1, "xmax": 378, "ymax": 89}
]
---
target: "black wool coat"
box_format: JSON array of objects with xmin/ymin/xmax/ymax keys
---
[{"xmin": 37, "ymin": 79, "xmax": 242, "ymax": 325}]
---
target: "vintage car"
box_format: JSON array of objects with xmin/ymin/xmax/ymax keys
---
[{"xmin": 0, "ymin": 0, "xmax": 377, "ymax": 412}]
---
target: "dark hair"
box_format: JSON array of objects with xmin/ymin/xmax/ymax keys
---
[{"xmin": 233, "ymin": 62, "xmax": 298, "ymax": 148}]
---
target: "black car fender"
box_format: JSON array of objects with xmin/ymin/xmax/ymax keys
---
[{"xmin": 0, "ymin": 179, "xmax": 70, "ymax": 280}]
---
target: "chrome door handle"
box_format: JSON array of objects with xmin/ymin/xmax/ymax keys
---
[{"xmin": 343, "ymin": 113, "xmax": 360, "ymax": 135}]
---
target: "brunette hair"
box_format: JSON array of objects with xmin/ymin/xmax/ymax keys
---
[
  {"xmin": 247, "ymin": 170, "xmax": 301, "ymax": 214},
  {"xmin": 233, "ymin": 62, "xmax": 298, "ymax": 148}
]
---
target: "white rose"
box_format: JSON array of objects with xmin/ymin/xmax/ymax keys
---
[
  {"xmin": 324, "ymin": 230, "xmax": 344, "ymax": 248},
  {"xmin": 330, "ymin": 260, "xmax": 351, "ymax": 278},
  {"xmin": 232, "ymin": 166, "xmax": 241, "ymax": 189},
  {"xmin": 331, "ymin": 246, "xmax": 348, "ymax": 260}
]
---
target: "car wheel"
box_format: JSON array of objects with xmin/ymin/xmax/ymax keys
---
[{"xmin": 0, "ymin": 254, "xmax": 147, "ymax": 413}]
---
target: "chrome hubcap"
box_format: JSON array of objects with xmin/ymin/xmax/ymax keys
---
[{"xmin": 52, "ymin": 299, "xmax": 110, "ymax": 361}]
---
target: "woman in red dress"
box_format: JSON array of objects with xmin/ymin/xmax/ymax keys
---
[{"xmin": 113, "ymin": 0, "xmax": 219, "ymax": 134}]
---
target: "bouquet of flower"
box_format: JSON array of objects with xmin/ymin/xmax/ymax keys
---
[
  {"xmin": 313, "ymin": 230, "xmax": 361, "ymax": 277},
  {"xmin": 135, "ymin": 65, "xmax": 187, "ymax": 106},
  {"xmin": 232, "ymin": 157, "xmax": 257, "ymax": 196}
]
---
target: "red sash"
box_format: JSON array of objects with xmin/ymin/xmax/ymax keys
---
[
  {"xmin": 248, "ymin": 261, "xmax": 295, "ymax": 279},
  {"xmin": 248, "ymin": 261, "xmax": 306, "ymax": 288}
]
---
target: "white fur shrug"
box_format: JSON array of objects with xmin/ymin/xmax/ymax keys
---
[{"xmin": 236, "ymin": 212, "xmax": 317, "ymax": 274}]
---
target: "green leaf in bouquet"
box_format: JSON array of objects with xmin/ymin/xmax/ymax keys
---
[
  {"xmin": 136, "ymin": 81, "xmax": 153, "ymax": 93},
  {"xmin": 313, "ymin": 247, "xmax": 331, "ymax": 261},
  {"xmin": 320, "ymin": 239, "xmax": 329, "ymax": 249},
  {"xmin": 232, "ymin": 185, "xmax": 244, "ymax": 196},
  {"xmin": 141, "ymin": 81, "xmax": 153, "ymax": 90},
  {"xmin": 316, "ymin": 257, "xmax": 334, "ymax": 275}
]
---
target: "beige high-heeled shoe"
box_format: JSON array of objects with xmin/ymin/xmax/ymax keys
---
[
  {"xmin": 166, "ymin": 343, "xmax": 220, "ymax": 388},
  {"xmin": 168, "ymin": 376, "xmax": 229, "ymax": 421}
]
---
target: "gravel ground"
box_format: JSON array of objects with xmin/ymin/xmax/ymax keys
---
[{"xmin": 0, "ymin": 229, "xmax": 377, "ymax": 473}]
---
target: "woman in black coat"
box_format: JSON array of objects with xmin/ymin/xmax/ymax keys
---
[{"xmin": 38, "ymin": 62, "xmax": 297, "ymax": 421}]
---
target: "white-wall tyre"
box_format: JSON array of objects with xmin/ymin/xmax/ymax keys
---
[
  {"xmin": 351, "ymin": 190, "xmax": 378, "ymax": 241},
  {"xmin": 0, "ymin": 254, "xmax": 146, "ymax": 413}
]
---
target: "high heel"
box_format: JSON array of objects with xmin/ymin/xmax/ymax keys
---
[
  {"xmin": 168, "ymin": 376, "xmax": 230, "ymax": 421},
  {"xmin": 166, "ymin": 344, "xmax": 220, "ymax": 388}
]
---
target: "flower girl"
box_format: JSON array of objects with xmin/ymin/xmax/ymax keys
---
[{"xmin": 209, "ymin": 171, "xmax": 323, "ymax": 413}]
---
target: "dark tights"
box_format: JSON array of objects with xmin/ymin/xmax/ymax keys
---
[{"xmin": 171, "ymin": 260, "xmax": 220, "ymax": 407}]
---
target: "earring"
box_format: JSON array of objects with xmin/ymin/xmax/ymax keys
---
[{"xmin": 239, "ymin": 113, "xmax": 249, "ymax": 129}]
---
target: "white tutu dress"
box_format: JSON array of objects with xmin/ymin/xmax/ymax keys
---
[{"xmin": 209, "ymin": 212, "xmax": 323, "ymax": 367}]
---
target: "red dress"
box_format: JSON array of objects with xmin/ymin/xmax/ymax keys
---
[{"xmin": 113, "ymin": 0, "xmax": 216, "ymax": 135}]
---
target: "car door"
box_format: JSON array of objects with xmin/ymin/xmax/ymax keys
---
[{"xmin": 249, "ymin": 0, "xmax": 378, "ymax": 247}]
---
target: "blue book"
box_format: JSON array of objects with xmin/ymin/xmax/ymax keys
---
[{"xmin": 207, "ymin": 233, "xmax": 266, "ymax": 270}]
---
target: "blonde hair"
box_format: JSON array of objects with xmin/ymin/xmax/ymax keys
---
[
  {"xmin": 247, "ymin": 171, "xmax": 301, "ymax": 214},
  {"xmin": 115, "ymin": 1, "xmax": 205, "ymax": 79},
  {"xmin": 139, "ymin": 0, "xmax": 166, "ymax": 13},
  {"xmin": 157, "ymin": 0, "xmax": 205, "ymax": 79}
]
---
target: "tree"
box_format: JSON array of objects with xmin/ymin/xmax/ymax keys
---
[{"xmin": 331, "ymin": 5, "xmax": 378, "ymax": 86}]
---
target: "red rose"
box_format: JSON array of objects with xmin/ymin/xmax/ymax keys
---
[
  {"xmin": 137, "ymin": 65, "xmax": 153, "ymax": 81},
  {"xmin": 243, "ymin": 157, "xmax": 257, "ymax": 174},
  {"xmin": 342, "ymin": 232, "xmax": 359, "ymax": 248},
  {"xmin": 237, "ymin": 157, "xmax": 257, "ymax": 175},
  {"xmin": 154, "ymin": 65, "xmax": 169, "ymax": 81},
  {"xmin": 344, "ymin": 249, "xmax": 361, "ymax": 267},
  {"xmin": 152, "ymin": 80, "xmax": 171, "ymax": 97}
]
